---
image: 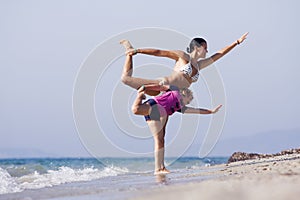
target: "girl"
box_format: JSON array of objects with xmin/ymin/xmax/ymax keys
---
[{"xmin": 132, "ymin": 84, "xmax": 222, "ymax": 174}]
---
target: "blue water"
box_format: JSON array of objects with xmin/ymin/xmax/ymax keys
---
[{"xmin": 0, "ymin": 157, "xmax": 228, "ymax": 199}]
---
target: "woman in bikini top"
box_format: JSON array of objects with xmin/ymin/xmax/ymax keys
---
[
  {"xmin": 120, "ymin": 32, "xmax": 248, "ymax": 95},
  {"xmin": 179, "ymin": 62, "xmax": 200, "ymax": 83}
]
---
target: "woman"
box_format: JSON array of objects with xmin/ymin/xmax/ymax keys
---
[
  {"xmin": 120, "ymin": 32, "xmax": 248, "ymax": 95},
  {"xmin": 132, "ymin": 84, "xmax": 222, "ymax": 174}
]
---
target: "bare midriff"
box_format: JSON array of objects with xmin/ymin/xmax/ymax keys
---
[{"xmin": 164, "ymin": 71, "xmax": 192, "ymax": 89}]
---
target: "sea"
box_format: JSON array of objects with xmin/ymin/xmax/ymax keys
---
[{"xmin": 0, "ymin": 157, "xmax": 228, "ymax": 200}]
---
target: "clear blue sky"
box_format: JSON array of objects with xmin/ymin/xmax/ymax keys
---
[{"xmin": 0, "ymin": 0, "xmax": 299, "ymax": 157}]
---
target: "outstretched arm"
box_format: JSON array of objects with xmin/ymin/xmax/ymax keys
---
[
  {"xmin": 183, "ymin": 105, "xmax": 222, "ymax": 114},
  {"xmin": 198, "ymin": 32, "xmax": 249, "ymax": 70},
  {"xmin": 127, "ymin": 48, "xmax": 185, "ymax": 61}
]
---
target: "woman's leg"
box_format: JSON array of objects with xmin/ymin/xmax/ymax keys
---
[
  {"xmin": 120, "ymin": 41, "xmax": 160, "ymax": 95},
  {"xmin": 121, "ymin": 55, "xmax": 160, "ymax": 89}
]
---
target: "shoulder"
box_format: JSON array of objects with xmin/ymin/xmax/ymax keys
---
[
  {"xmin": 173, "ymin": 50, "xmax": 189, "ymax": 60},
  {"xmin": 162, "ymin": 50, "xmax": 189, "ymax": 61}
]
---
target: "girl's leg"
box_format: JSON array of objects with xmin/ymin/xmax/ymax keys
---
[
  {"xmin": 131, "ymin": 89, "xmax": 150, "ymax": 115},
  {"xmin": 147, "ymin": 116, "xmax": 170, "ymax": 174},
  {"xmin": 159, "ymin": 117, "xmax": 170, "ymax": 173}
]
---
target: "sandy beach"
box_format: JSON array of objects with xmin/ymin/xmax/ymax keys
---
[
  {"xmin": 133, "ymin": 153, "xmax": 300, "ymax": 200},
  {"xmin": 1, "ymin": 153, "xmax": 299, "ymax": 200}
]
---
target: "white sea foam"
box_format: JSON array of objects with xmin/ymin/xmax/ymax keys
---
[
  {"xmin": 0, "ymin": 167, "xmax": 22, "ymax": 194},
  {"xmin": 0, "ymin": 166, "xmax": 129, "ymax": 194}
]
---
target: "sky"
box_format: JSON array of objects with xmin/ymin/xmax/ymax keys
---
[{"xmin": 0, "ymin": 0, "xmax": 299, "ymax": 158}]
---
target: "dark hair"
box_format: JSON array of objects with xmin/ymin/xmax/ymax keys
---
[{"xmin": 187, "ymin": 38, "xmax": 207, "ymax": 53}]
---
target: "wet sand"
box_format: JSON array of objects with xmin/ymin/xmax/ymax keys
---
[
  {"xmin": 6, "ymin": 154, "xmax": 299, "ymax": 200},
  {"xmin": 134, "ymin": 153, "xmax": 300, "ymax": 200}
]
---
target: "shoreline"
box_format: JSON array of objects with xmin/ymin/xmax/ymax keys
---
[
  {"xmin": 133, "ymin": 153, "xmax": 300, "ymax": 200},
  {"xmin": 1, "ymin": 153, "xmax": 299, "ymax": 200}
]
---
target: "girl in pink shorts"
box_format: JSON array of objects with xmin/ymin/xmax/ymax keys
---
[{"xmin": 131, "ymin": 84, "xmax": 222, "ymax": 174}]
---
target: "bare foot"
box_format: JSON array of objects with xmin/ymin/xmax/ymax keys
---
[
  {"xmin": 137, "ymin": 85, "xmax": 146, "ymax": 99},
  {"xmin": 120, "ymin": 39, "xmax": 134, "ymax": 51},
  {"xmin": 137, "ymin": 85, "xmax": 145, "ymax": 93},
  {"xmin": 161, "ymin": 167, "xmax": 170, "ymax": 174},
  {"xmin": 154, "ymin": 167, "xmax": 171, "ymax": 175}
]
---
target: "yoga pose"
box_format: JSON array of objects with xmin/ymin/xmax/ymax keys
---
[
  {"xmin": 120, "ymin": 32, "xmax": 248, "ymax": 95},
  {"xmin": 119, "ymin": 33, "xmax": 245, "ymax": 174},
  {"xmin": 132, "ymin": 84, "xmax": 222, "ymax": 174}
]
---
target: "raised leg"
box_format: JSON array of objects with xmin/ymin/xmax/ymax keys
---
[
  {"xmin": 120, "ymin": 39, "xmax": 135, "ymax": 79},
  {"xmin": 120, "ymin": 41, "xmax": 161, "ymax": 95},
  {"xmin": 131, "ymin": 87, "xmax": 150, "ymax": 115}
]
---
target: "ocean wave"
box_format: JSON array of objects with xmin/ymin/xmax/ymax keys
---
[
  {"xmin": 0, "ymin": 167, "xmax": 22, "ymax": 194},
  {"xmin": 0, "ymin": 157, "xmax": 227, "ymax": 195},
  {"xmin": 0, "ymin": 165, "xmax": 128, "ymax": 194}
]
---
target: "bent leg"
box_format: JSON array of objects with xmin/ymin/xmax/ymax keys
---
[
  {"xmin": 121, "ymin": 55, "xmax": 160, "ymax": 89},
  {"xmin": 120, "ymin": 41, "xmax": 160, "ymax": 95},
  {"xmin": 131, "ymin": 90, "xmax": 150, "ymax": 115}
]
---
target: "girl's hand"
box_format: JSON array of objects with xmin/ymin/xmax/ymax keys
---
[
  {"xmin": 237, "ymin": 32, "xmax": 249, "ymax": 44},
  {"xmin": 212, "ymin": 104, "xmax": 222, "ymax": 114}
]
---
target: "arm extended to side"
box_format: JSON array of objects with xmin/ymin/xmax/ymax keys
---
[
  {"xmin": 126, "ymin": 48, "xmax": 186, "ymax": 61},
  {"xmin": 126, "ymin": 32, "xmax": 249, "ymax": 70},
  {"xmin": 198, "ymin": 32, "xmax": 248, "ymax": 69},
  {"xmin": 183, "ymin": 104, "xmax": 222, "ymax": 114}
]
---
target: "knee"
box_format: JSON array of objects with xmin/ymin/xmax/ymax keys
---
[
  {"xmin": 131, "ymin": 105, "xmax": 140, "ymax": 115},
  {"xmin": 121, "ymin": 75, "xmax": 130, "ymax": 85},
  {"xmin": 156, "ymin": 137, "xmax": 165, "ymax": 149}
]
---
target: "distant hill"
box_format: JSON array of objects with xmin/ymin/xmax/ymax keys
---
[{"xmin": 209, "ymin": 129, "xmax": 300, "ymax": 156}]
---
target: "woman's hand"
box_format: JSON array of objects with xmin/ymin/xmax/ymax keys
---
[
  {"xmin": 211, "ymin": 104, "xmax": 222, "ymax": 114},
  {"xmin": 237, "ymin": 32, "xmax": 249, "ymax": 44},
  {"xmin": 126, "ymin": 49, "xmax": 138, "ymax": 56}
]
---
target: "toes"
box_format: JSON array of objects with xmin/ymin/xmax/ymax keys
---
[{"xmin": 138, "ymin": 85, "xmax": 145, "ymax": 92}]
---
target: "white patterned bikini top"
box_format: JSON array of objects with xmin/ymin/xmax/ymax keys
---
[{"xmin": 179, "ymin": 62, "xmax": 200, "ymax": 82}]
